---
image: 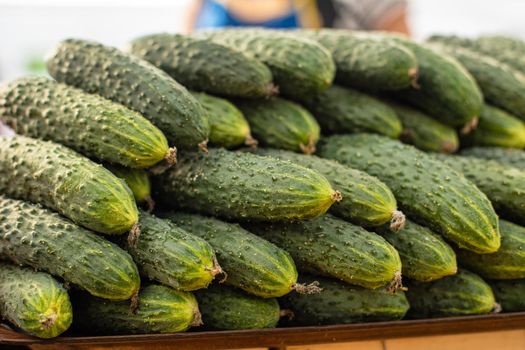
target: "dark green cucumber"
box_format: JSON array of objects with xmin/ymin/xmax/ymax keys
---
[
  {"xmin": 488, "ymin": 279, "xmax": 525, "ymax": 312},
  {"xmin": 195, "ymin": 28, "xmax": 335, "ymax": 99},
  {"xmin": 461, "ymin": 147, "xmax": 525, "ymax": 168},
  {"xmin": 236, "ymin": 97, "xmax": 320, "ymax": 154},
  {"xmin": 376, "ymin": 220, "xmax": 457, "ymax": 282},
  {"xmin": 0, "ymin": 77, "xmax": 172, "ymax": 168},
  {"xmin": 388, "ymin": 101, "xmax": 459, "ymax": 153},
  {"xmin": 127, "ymin": 33, "xmax": 275, "ymax": 98},
  {"xmin": 46, "ymin": 38, "xmax": 209, "ymax": 150},
  {"xmin": 301, "ymin": 85, "xmax": 401, "ymax": 138},
  {"xmin": 406, "ymin": 269, "xmax": 496, "ymax": 318},
  {"xmin": 462, "ymin": 104, "xmax": 525, "ymax": 149},
  {"xmin": 477, "ymin": 35, "xmax": 525, "ymax": 56},
  {"xmin": 154, "ymin": 148, "xmax": 340, "ymax": 221},
  {"xmin": 160, "ymin": 212, "xmax": 298, "ymax": 298},
  {"xmin": 0, "ymin": 136, "xmax": 138, "ymax": 235},
  {"xmin": 0, "ymin": 196, "xmax": 140, "ymax": 300},
  {"xmin": 246, "ymin": 214, "xmax": 402, "ymax": 289},
  {"xmin": 318, "ymin": 134, "xmax": 500, "ymax": 253},
  {"xmin": 254, "ymin": 148, "xmax": 402, "ymax": 229},
  {"xmin": 74, "ymin": 284, "xmax": 200, "ymax": 334},
  {"xmin": 195, "ymin": 285, "xmax": 280, "ymax": 330},
  {"xmin": 457, "ymin": 220, "xmax": 525, "ymax": 279},
  {"xmin": 280, "ymin": 274, "xmax": 409, "ymax": 326},
  {"xmin": 0, "ymin": 263, "xmax": 72, "ymax": 339},
  {"xmin": 191, "ymin": 92, "xmax": 255, "ymax": 149},
  {"xmin": 106, "ymin": 165, "xmax": 154, "ymax": 211},
  {"xmin": 119, "ymin": 211, "xmax": 220, "ymax": 291}
]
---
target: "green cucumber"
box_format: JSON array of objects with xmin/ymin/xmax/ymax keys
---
[
  {"xmin": 301, "ymin": 85, "xmax": 402, "ymax": 138},
  {"xmin": 106, "ymin": 165, "xmax": 155, "ymax": 211},
  {"xmin": 318, "ymin": 134, "xmax": 500, "ymax": 253},
  {"xmin": 74, "ymin": 284, "xmax": 200, "ymax": 334},
  {"xmin": 488, "ymin": 279, "xmax": 525, "ymax": 312},
  {"xmin": 246, "ymin": 214, "xmax": 402, "ymax": 290},
  {"xmin": 154, "ymin": 148, "xmax": 340, "ymax": 221},
  {"xmin": 196, "ymin": 285, "xmax": 280, "ymax": 330},
  {"xmin": 461, "ymin": 147, "xmax": 525, "ymax": 168},
  {"xmin": 127, "ymin": 33, "xmax": 275, "ymax": 98},
  {"xmin": 0, "ymin": 196, "xmax": 140, "ymax": 300},
  {"xmin": 191, "ymin": 92, "xmax": 256, "ymax": 149},
  {"xmin": 280, "ymin": 274, "xmax": 409, "ymax": 326},
  {"xmin": 0, "ymin": 263, "xmax": 72, "ymax": 339},
  {"xmin": 236, "ymin": 97, "xmax": 320, "ymax": 154},
  {"xmin": 46, "ymin": 38, "xmax": 209, "ymax": 150},
  {"xmin": 406, "ymin": 269, "xmax": 496, "ymax": 318},
  {"xmin": 254, "ymin": 148, "xmax": 402, "ymax": 229},
  {"xmin": 0, "ymin": 136, "xmax": 138, "ymax": 235},
  {"xmin": 160, "ymin": 212, "xmax": 298, "ymax": 298},
  {"xmin": 0, "ymin": 77, "xmax": 172, "ymax": 168},
  {"xmin": 376, "ymin": 220, "xmax": 457, "ymax": 282}
]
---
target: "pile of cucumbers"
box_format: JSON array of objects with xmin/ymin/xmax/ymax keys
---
[{"xmin": 1, "ymin": 28, "xmax": 525, "ymax": 339}]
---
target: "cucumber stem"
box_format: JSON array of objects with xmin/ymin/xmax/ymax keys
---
[
  {"xmin": 386, "ymin": 271, "xmax": 405, "ymax": 294},
  {"xmin": 191, "ymin": 308, "xmax": 203, "ymax": 327},
  {"xmin": 127, "ymin": 223, "xmax": 141, "ymax": 247},
  {"xmin": 390, "ymin": 210, "xmax": 406, "ymax": 232},
  {"xmin": 292, "ymin": 281, "xmax": 322, "ymax": 294},
  {"xmin": 129, "ymin": 291, "xmax": 140, "ymax": 314},
  {"xmin": 244, "ymin": 134, "xmax": 259, "ymax": 149},
  {"xmin": 460, "ymin": 117, "xmax": 479, "ymax": 135},
  {"xmin": 442, "ymin": 141, "xmax": 459, "ymax": 154},
  {"xmin": 492, "ymin": 302, "xmax": 502, "ymax": 313},
  {"xmin": 149, "ymin": 147, "xmax": 178, "ymax": 175},
  {"xmin": 299, "ymin": 134, "xmax": 317, "ymax": 155},
  {"xmin": 198, "ymin": 139, "xmax": 209, "ymax": 154},
  {"xmin": 144, "ymin": 196, "xmax": 156, "ymax": 213},
  {"xmin": 40, "ymin": 311, "xmax": 58, "ymax": 330},
  {"xmin": 265, "ymin": 83, "xmax": 279, "ymax": 97},
  {"xmin": 330, "ymin": 190, "xmax": 343, "ymax": 203},
  {"xmin": 279, "ymin": 309, "xmax": 295, "ymax": 320},
  {"xmin": 409, "ymin": 67, "xmax": 420, "ymax": 89}
]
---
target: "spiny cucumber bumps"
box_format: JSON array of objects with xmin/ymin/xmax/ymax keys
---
[
  {"xmin": 106, "ymin": 165, "xmax": 155, "ymax": 211},
  {"xmin": 318, "ymin": 134, "xmax": 500, "ymax": 253},
  {"xmin": 488, "ymin": 279, "xmax": 525, "ymax": 312},
  {"xmin": 46, "ymin": 38, "xmax": 209, "ymax": 150},
  {"xmin": 461, "ymin": 147, "xmax": 525, "ymax": 168},
  {"xmin": 0, "ymin": 136, "xmax": 138, "ymax": 235},
  {"xmin": 154, "ymin": 148, "xmax": 341, "ymax": 221},
  {"xmin": 0, "ymin": 77, "xmax": 172, "ymax": 168}
]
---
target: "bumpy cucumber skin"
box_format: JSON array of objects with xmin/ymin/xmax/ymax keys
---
[
  {"xmin": 46, "ymin": 38, "xmax": 209, "ymax": 149},
  {"xmin": 0, "ymin": 77, "xmax": 169, "ymax": 168},
  {"xmin": 127, "ymin": 33, "xmax": 274, "ymax": 98},
  {"xmin": 461, "ymin": 147, "xmax": 525, "ymax": 168},
  {"xmin": 302, "ymin": 85, "xmax": 401, "ymax": 138},
  {"xmin": 0, "ymin": 263, "xmax": 72, "ymax": 339},
  {"xmin": 247, "ymin": 214, "xmax": 401, "ymax": 289},
  {"xmin": 255, "ymin": 148, "xmax": 398, "ymax": 228},
  {"xmin": 191, "ymin": 92, "xmax": 252, "ymax": 149},
  {"xmin": 74, "ymin": 285, "xmax": 199, "ymax": 334},
  {"xmin": 376, "ymin": 220, "xmax": 457, "ymax": 282},
  {"xmin": 236, "ymin": 97, "xmax": 320, "ymax": 154},
  {"xmin": 435, "ymin": 155, "xmax": 525, "ymax": 226},
  {"xmin": 280, "ymin": 274, "xmax": 409, "ymax": 326},
  {"xmin": 120, "ymin": 211, "xmax": 218, "ymax": 291},
  {"xmin": 154, "ymin": 148, "xmax": 338, "ymax": 221},
  {"xmin": 161, "ymin": 212, "xmax": 298, "ymax": 298},
  {"xmin": 488, "ymin": 279, "xmax": 525, "ymax": 312},
  {"xmin": 195, "ymin": 28, "xmax": 335, "ymax": 99},
  {"xmin": 388, "ymin": 101, "xmax": 459, "ymax": 153},
  {"xmin": 458, "ymin": 220, "xmax": 525, "ymax": 280},
  {"xmin": 106, "ymin": 165, "xmax": 152, "ymax": 204},
  {"xmin": 195, "ymin": 285, "xmax": 280, "ymax": 330},
  {"xmin": 0, "ymin": 196, "xmax": 140, "ymax": 300},
  {"xmin": 406, "ymin": 269, "xmax": 496, "ymax": 318},
  {"xmin": 0, "ymin": 136, "xmax": 138, "ymax": 235},
  {"xmin": 318, "ymin": 134, "xmax": 500, "ymax": 254}
]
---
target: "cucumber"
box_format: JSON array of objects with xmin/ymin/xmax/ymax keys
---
[
  {"xmin": 318, "ymin": 134, "xmax": 500, "ymax": 253},
  {"xmin": 246, "ymin": 214, "xmax": 402, "ymax": 290},
  {"xmin": 254, "ymin": 148, "xmax": 403, "ymax": 229},
  {"xmin": 119, "ymin": 211, "xmax": 220, "ymax": 291},
  {"xmin": 191, "ymin": 92, "xmax": 255, "ymax": 149},
  {"xmin": 295, "ymin": 29, "xmax": 418, "ymax": 90},
  {"xmin": 195, "ymin": 28, "xmax": 335, "ymax": 99},
  {"xmin": 154, "ymin": 148, "xmax": 340, "ymax": 221},
  {"xmin": 0, "ymin": 136, "xmax": 138, "ymax": 235},
  {"xmin": 0, "ymin": 77, "xmax": 172, "ymax": 168},
  {"xmin": 301, "ymin": 85, "xmax": 402, "ymax": 138},
  {"xmin": 46, "ymin": 38, "xmax": 209, "ymax": 150},
  {"xmin": 106, "ymin": 165, "xmax": 154, "ymax": 211},
  {"xmin": 462, "ymin": 104, "xmax": 525, "ymax": 149},
  {"xmin": 477, "ymin": 35, "xmax": 525, "ymax": 56},
  {"xmin": 127, "ymin": 33, "xmax": 275, "ymax": 98},
  {"xmin": 387, "ymin": 101, "xmax": 459, "ymax": 153},
  {"xmin": 160, "ymin": 212, "xmax": 298, "ymax": 298},
  {"xmin": 0, "ymin": 263, "xmax": 72, "ymax": 339},
  {"xmin": 406, "ymin": 269, "xmax": 496, "ymax": 318},
  {"xmin": 73, "ymin": 284, "xmax": 200, "ymax": 334},
  {"xmin": 461, "ymin": 147, "xmax": 525, "ymax": 168},
  {"xmin": 488, "ymin": 279, "xmax": 525, "ymax": 312},
  {"xmin": 457, "ymin": 220, "xmax": 525, "ymax": 280},
  {"xmin": 376, "ymin": 220, "xmax": 457, "ymax": 282},
  {"xmin": 0, "ymin": 196, "xmax": 140, "ymax": 300},
  {"xmin": 280, "ymin": 274, "xmax": 409, "ymax": 326},
  {"xmin": 235, "ymin": 97, "xmax": 320, "ymax": 154},
  {"xmin": 196, "ymin": 285, "xmax": 280, "ymax": 330}
]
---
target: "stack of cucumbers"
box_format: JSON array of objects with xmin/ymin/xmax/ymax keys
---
[{"xmin": 1, "ymin": 28, "xmax": 525, "ymax": 339}]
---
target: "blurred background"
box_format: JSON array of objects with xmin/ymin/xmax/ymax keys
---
[{"xmin": 0, "ymin": 0, "xmax": 525, "ymax": 82}]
